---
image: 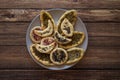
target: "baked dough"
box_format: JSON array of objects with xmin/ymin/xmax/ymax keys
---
[
  {"xmin": 66, "ymin": 47, "xmax": 84, "ymax": 64},
  {"xmin": 50, "ymin": 48, "xmax": 68, "ymax": 65},
  {"xmin": 35, "ymin": 42, "xmax": 56, "ymax": 54},
  {"xmin": 61, "ymin": 18, "xmax": 74, "ymax": 37},
  {"xmin": 30, "ymin": 26, "xmax": 42, "ymax": 43},
  {"xmin": 54, "ymin": 31, "xmax": 72, "ymax": 44},
  {"xmin": 40, "ymin": 10, "xmax": 55, "ymax": 29},
  {"xmin": 41, "ymin": 37, "xmax": 56, "ymax": 46},
  {"xmin": 59, "ymin": 31, "xmax": 85, "ymax": 49},
  {"xmin": 34, "ymin": 20, "xmax": 54, "ymax": 37},
  {"xmin": 30, "ymin": 44, "xmax": 54, "ymax": 66},
  {"xmin": 57, "ymin": 10, "xmax": 77, "ymax": 34}
]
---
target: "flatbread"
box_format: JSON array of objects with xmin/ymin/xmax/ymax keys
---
[
  {"xmin": 61, "ymin": 18, "xmax": 74, "ymax": 37},
  {"xmin": 34, "ymin": 20, "xmax": 54, "ymax": 37},
  {"xmin": 57, "ymin": 10, "xmax": 77, "ymax": 34},
  {"xmin": 54, "ymin": 31, "xmax": 72, "ymax": 44},
  {"xmin": 30, "ymin": 26, "xmax": 42, "ymax": 43},
  {"xmin": 30, "ymin": 44, "xmax": 54, "ymax": 66},
  {"xmin": 59, "ymin": 31, "xmax": 85, "ymax": 49},
  {"xmin": 40, "ymin": 10, "xmax": 55, "ymax": 29},
  {"xmin": 66, "ymin": 47, "xmax": 84, "ymax": 64},
  {"xmin": 50, "ymin": 48, "xmax": 68, "ymax": 65}
]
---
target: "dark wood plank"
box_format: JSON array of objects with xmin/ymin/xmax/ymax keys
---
[
  {"xmin": 0, "ymin": 0, "xmax": 120, "ymax": 9},
  {"xmin": 0, "ymin": 35, "xmax": 120, "ymax": 46},
  {"xmin": 0, "ymin": 9, "xmax": 120, "ymax": 22},
  {"xmin": 0, "ymin": 22, "xmax": 120, "ymax": 37},
  {"xmin": 78, "ymin": 9, "xmax": 120, "ymax": 22},
  {"xmin": 86, "ymin": 23, "xmax": 120, "ymax": 37},
  {"xmin": 0, "ymin": 70, "xmax": 120, "ymax": 80},
  {"xmin": 0, "ymin": 23, "xmax": 27, "ymax": 35},
  {"xmin": 0, "ymin": 46, "xmax": 120, "ymax": 69},
  {"xmin": 0, "ymin": 22, "xmax": 120, "ymax": 46},
  {"xmin": 88, "ymin": 37, "xmax": 120, "ymax": 47},
  {"xmin": 0, "ymin": 35, "xmax": 25, "ymax": 45}
]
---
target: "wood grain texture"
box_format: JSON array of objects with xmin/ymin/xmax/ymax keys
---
[
  {"xmin": 0, "ymin": 0, "xmax": 120, "ymax": 9},
  {"xmin": 86, "ymin": 23, "xmax": 120, "ymax": 37},
  {"xmin": 0, "ymin": 46, "xmax": 120, "ymax": 69},
  {"xmin": 0, "ymin": 35, "xmax": 120, "ymax": 46},
  {"xmin": 0, "ymin": 70, "xmax": 120, "ymax": 80},
  {"xmin": 0, "ymin": 22, "xmax": 120, "ymax": 46},
  {"xmin": 0, "ymin": 9, "xmax": 120, "ymax": 22},
  {"xmin": 0, "ymin": 0, "xmax": 120, "ymax": 79},
  {"xmin": 0, "ymin": 22, "xmax": 119, "ymax": 36}
]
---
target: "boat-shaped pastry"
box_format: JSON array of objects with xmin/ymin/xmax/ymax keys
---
[
  {"xmin": 57, "ymin": 10, "xmax": 77, "ymax": 34},
  {"xmin": 35, "ymin": 42, "xmax": 56, "ymax": 54},
  {"xmin": 66, "ymin": 47, "xmax": 84, "ymax": 64},
  {"xmin": 34, "ymin": 20, "xmax": 54, "ymax": 37},
  {"xmin": 59, "ymin": 31, "xmax": 85, "ymax": 49},
  {"xmin": 30, "ymin": 44, "xmax": 54, "ymax": 66},
  {"xmin": 41, "ymin": 37, "xmax": 57, "ymax": 46},
  {"xmin": 40, "ymin": 10, "xmax": 55, "ymax": 30},
  {"xmin": 54, "ymin": 31, "xmax": 72, "ymax": 44},
  {"xmin": 30, "ymin": 26, "xmax": 42, "ymax": 43},
  {"xmin": 60, "ymin": 18, "xmax": 74, "ymax": 37},
  {"xmin": 50, "ymin": 48, "xmax": 68, "ymax": 65}
]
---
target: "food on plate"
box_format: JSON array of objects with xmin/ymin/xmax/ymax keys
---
[
  {"xmin": 30, "ymin": 26, "xmax": 42, "ymax": 43},
  {"xmin": 50, "ymin": 48, "xmax": 68, "ymax": 65},
  {"xmin": 34, "ymin": 20, "xmax": 54, "ymax": 37},
  {"xmin": 30, "ymin": 44, "xmax": 54, "ymax": 66},
  {"xmin": 41, "ymin": 37, "xmax": 56, "ymax": 46},
  {"xmin": 57, "ymin": 10, "xmax": 77, "ymax": 34},
  {"xmin": 59, "ymin": 31, "xmax": 85, "ymax": 49},
  {"xmin": 54, "ymin": 31, "xmax": 72, "ymax": 44},
  {"xmin": 61, "ymin": 18, "xmax": 74, "ymax": 37},
  {"xmin": 35, "ymin": 42, "xmax": 56, "ymax": 54},
  {"xmin": 40, "ymin": 10, "xmax": 55, "ymax": 29},
  {"xmin": 29, "ymin": 10, "xmax": 86, "ymax": 67},
  {"xmin": 66, "ymin": 47, "xmax": 84, "ymax": 64}
]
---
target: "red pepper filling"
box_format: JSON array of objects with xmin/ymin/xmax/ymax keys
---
[
  {"xmin": 32, "ymin": 28, "xmax": 42, "ymax": 41},
  {"xmin": 43, "ymin": 38, "xmax": 54, "ymax": 45}
]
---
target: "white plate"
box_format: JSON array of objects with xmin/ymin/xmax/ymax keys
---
[{"xmin": 26, "ymin": 9, "xmax": 88, "ymax": 70}]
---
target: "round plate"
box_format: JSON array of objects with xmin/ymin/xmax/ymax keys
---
[{"xmin": 26, "ymin": 9, "xmax": 88, "ymax": 70}]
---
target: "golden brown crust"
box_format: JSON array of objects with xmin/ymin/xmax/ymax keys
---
[
  {"xmin": 54, "ymin": 31, "xmax": 72, "ymax": 44},
  {"xmin": 34, "ymin": 20, "xmax": 54, "ymax": 37},
  {"xmin": 66, "ymin": 47, "xmax": 84, "ymax": 64},
  {"xmin": 41, "ymin": 37, "xmax": 54, "ymax": 45},
  {"xmin": 61, "ymin": 18, "xmax": 74, "ymax": 37},
  {"xmin": 59, "ymin": 31, "xmax": 85, "ymax": 49},
  {"xmin": 30, "ymin": 44, "xmax": 54, "ymax": 66},
  {"xmin": 41, "ymin": 37, "xmax": 58, "ymax": 48},
  {"xmin": 30, "ymin": 26, "xmax": 42, "ymax": 43},
  {"xmin": 40, "ymin": 10, "xmax": 55, "ymax": 30},
  {"xmin": 35, "ymin": 42, "xmax": 56, "ymax": 54},
  {"xmin": 50, "ymin": 48, "xmax": 68, "ymax": 65},
  {"xmin": 57, "ymin": 10, "xmax": 77, "ymax": 34}
]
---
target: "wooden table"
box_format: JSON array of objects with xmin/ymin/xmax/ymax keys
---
[{"xmin": 0, "ymin": 0, "xmax": 120, "ymax": 80}]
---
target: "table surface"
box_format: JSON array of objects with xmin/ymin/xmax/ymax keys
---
[{"xmin": 0, "ymin": 0, "xmax": 120, "ymax": 80}]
